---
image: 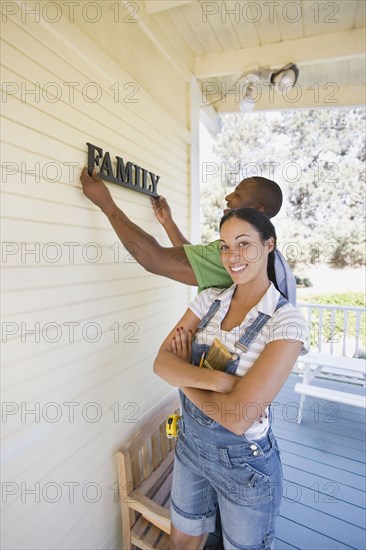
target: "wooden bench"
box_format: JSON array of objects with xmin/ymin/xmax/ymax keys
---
[
  {"xmin": 294, "ymin": 352, "xmax": 366, "ymax": 423},
  {"xmin": 116, "ymin": 394, "xmax": 208, "ymax": 549}
]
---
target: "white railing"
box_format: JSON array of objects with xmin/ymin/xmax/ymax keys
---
[{"xmin": 297, "ymin": 303, "xmax": 366, "ymax": 358}]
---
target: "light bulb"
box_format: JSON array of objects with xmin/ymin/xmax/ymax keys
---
[
  {"xmin": 239, "ymin": 84, "xmax": 257, "ymax": 112},
  {"xmin": 271, "ymin": 65, "xmax": 298, "ymax": 93}
]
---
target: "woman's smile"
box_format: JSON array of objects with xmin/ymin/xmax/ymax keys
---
[{"xmin": 229, "ymin": 263, "xmax": 248, "ymax": 273}]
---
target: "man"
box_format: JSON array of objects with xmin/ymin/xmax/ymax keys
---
[{"xmin": 80, "ymin": 167, "xmax": 296, "ymax": 303}]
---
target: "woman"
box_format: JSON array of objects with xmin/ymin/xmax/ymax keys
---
[{"xmin": 154, "ymin": 208, "xmax": 308, "ymax": 550}]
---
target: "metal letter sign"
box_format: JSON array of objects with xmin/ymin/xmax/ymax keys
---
[{"xmin": 87, "ymin": 142, "xmax": 160, "ymax": 197}]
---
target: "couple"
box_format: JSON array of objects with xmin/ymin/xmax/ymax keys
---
[{"xmin": 80, "ymin": 170, "xmax": 308, "ymax": 549}]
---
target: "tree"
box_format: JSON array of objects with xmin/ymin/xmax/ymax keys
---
[{"xmin": 202, "ymin": 108, "xmax": 365, "ymax": 268}]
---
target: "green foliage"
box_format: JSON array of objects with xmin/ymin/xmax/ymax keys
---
[
  {"xmin": 301, "ymin": 292, "xmax": 365, "ymax": 308},
  {"xmin": 295, "ymin": 275, "xmax": 313, "ymax": 287},
  {"xmin": 204, "ymin": 108, "xmax": 366, "ymax": 267},
  {"xmin": 200, "ymin": 174, "xmax": 225, "ymax": 243}
]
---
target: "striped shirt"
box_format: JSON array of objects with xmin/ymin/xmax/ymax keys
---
[{"xmin": 189, "ymin": 282, "xmax": 308, "ymax": 439}]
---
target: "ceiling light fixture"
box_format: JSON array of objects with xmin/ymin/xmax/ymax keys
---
[
  {"xmin": 239, "ymin": 62, "xmax": 299, "ymax": 113},
  {"xmin": 270, "ymin": 63, "xmax": 299, "ymax": 93}
]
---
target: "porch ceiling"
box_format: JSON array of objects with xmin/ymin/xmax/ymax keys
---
[{"xmin": 144, "ymin": 0, "xmax": 366, "ymax": 112}]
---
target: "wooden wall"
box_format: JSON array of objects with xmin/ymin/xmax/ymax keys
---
[{"xmin": 1, "ymin": 2, "xmax": 193, "ymax": 548}]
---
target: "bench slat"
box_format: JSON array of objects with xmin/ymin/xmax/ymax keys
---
[
  {"xmin": 156, "ymin": 532, "xmax": 170, "ymax": 549},
  {"xmin": 143, "ymin": 523, "xmax": 165, "ymax": 547},
  {"xmin": 126, "ymin": 397, "xmax": 180, "ymax": 457},
  {"xmin": 151, "ymin": 431, "xmax": 161, "ymax": 470},
  {"xmin": 294, "ymin": 383, "xmax": 366, "ymax": 407},
  {"xmin": 131, "ymin": 516, "xmax": 151, "ymax": 540},
  {"xmin": 160, "ymin": 424, "xmax": 169, "ymax": 461},
  {"xmin": 298, "ymin": 353, "xmax": 365, "ymax": 375},
  {"xmin": 132, "ymin": 453, "xmax": 143, "ymax": 488},
  {"xmin": 142, "ymin": 440, "xmax": 152, "ymax": 480},
  {"xmin": 140, "ymin": 452, "xmax": 174, "ymax": 499},
  {"xmin": 131, "ymin": 531, "xmax": 157, "ymax": 550},
  {"xmin": 152, "ymin": 471, "xmax": 174, "ymax": 508}
]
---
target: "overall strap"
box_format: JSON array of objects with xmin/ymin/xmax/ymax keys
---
[
  {"xmin": 275, "ymin": 294, "xmax": 289, "ymax": 311},
  {"xmin": 196, "ymin": 287, "xmax": 229, "ymax": 330},
  {"xmin": 234, "ymin": 313, "xmax": 271, "ymax": 352},
  {"xmin": 196, "ymin": 300, "xmax": 221, "ymax": 329},
  {"xmin": 234, "ymin": 293, "xmax": 289, "ymax": 353}
]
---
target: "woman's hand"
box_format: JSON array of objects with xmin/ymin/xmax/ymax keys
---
[
  {"xmin": 170, "ymin": 327, "xmax": 193, "ymax": 362},
  {"xmin": 214, "ymin": 371, "xmax": 241, "ymax": 393}
]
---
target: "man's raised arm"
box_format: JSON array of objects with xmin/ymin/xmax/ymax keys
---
[
  {"xmin": 80, "ymin": 167, "xmax": 197, "ymax": 285},
  {"xmin": 150, "ymin": 196, "xmax": 191, "ymax": 246}
]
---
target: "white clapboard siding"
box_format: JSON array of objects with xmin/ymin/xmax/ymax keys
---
[
  {"xmin": 60, "ymin": 2, "xmax": 190, "ymax": 127},
  {"xmin": 1, "ymin": 3, "xmax": 194, "ymax": 549}
]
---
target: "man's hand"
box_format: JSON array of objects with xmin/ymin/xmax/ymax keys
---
[
  {"xmin": 79, "ymin": 167, "xmax": 197, "ymax": 283},
  {"xmin": 151, "ymin": 196, "xmax": 172, "ymax": 226},
  {"xmin": 151, "ymin": 196, "xmax": 191, "ymax": 246},
  {"xmin": 80, "ymin": 167, "xmax": 114, "ymax": 212}
]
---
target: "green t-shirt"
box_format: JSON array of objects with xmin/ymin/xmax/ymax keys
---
[{"xmin": 183, "ymin": 240, "xmax": 232, "ymax": 293}]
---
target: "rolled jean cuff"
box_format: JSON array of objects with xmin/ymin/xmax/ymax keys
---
[{"xmin": 170, "ymin": 497, "xmax": 216, "ymax": 536}]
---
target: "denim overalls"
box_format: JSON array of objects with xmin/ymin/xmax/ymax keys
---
[{"xmin": 170, "ymin": 292, "xmax": 287, "ymax": 550}]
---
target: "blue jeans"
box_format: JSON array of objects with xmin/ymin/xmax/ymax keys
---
[{"xmin": 170, "ymin": 391, "xmax": 283, "ymax": 550}]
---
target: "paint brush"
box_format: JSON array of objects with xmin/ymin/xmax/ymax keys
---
[{"xmin": 203, "ymin": 338, "xmax": 233, "ymax": 371}]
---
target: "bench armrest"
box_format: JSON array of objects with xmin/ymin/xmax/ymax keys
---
[{"xmin": 127, "ymin": 492, "xmax": 171, "ymax": 534}]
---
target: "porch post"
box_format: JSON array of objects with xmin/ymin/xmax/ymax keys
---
[{"xmin": 189, "ymin": 76, "xmax": 201, "ymax": 245}]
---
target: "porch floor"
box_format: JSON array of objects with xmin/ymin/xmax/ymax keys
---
[
  {"xmin": 273, "ymin": 373, "xmax": 365, "ymax": 549},
  {"xmin": 206, "ymin": 373, "xmax": 366, "ymax": 550}
]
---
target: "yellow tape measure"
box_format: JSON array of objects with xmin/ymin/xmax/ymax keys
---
[{"xmin": 166, "ymin": 414, "xmax": 181, "ymax": 439}]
